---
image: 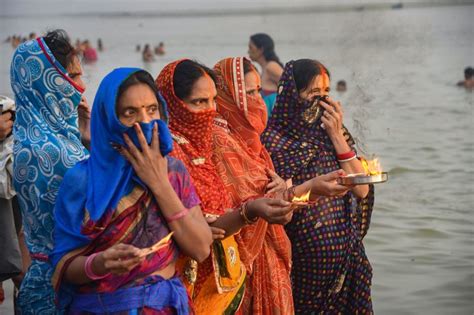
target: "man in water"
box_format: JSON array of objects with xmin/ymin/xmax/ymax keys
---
[
  {"xmin": 457, "ymin": 67, "xmax": 474, "ymax": 89},
  {"xmin": 336, "ymin": 80, "xmax": 347, "ymax": 92}
]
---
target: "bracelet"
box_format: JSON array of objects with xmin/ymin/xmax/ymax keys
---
[
  {"xmin": 239, "ymin": 202, "xmax": 258, "ymax": 225},
  {"xmin": 84, "ymin": 252, "xmax": 110, "ymax": 280},
  {"xmin": 166, "ymin": 207, "xmax": 190, "ymax": 223},
  {"xmin": 284, "ymin": 185, "xmax": 296, "ymax": 202},
  {"xmin": 336, "ymin": 150, "xmax": 356, "ymax": 161},
  {"xmin": 338, "ymin": 155, "xmax": 357, "ymax": 163}
]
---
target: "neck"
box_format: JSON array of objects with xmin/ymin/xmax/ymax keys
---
[{"xmin": 255, "ymin": 55, "xmax": 267, "ymax": 68}]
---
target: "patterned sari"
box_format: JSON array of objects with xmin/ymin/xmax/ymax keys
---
[
  {"xmin": 50, "ymin": 68, "xmax": 197, "ymax": 314},
  {"xmin": 156, "ymin": 60, "xmax": 246, "ymax": 315},
  {"xmin": 212, "ymin": 57, "xmax": 293, "ymax": 315},
  {"xmin": 10, "ymin": 38, "xmax": 89, "ymax": 314},
  {"xmin": 261, "ymin": 61, "xmax": 375, "ymax": 314}
]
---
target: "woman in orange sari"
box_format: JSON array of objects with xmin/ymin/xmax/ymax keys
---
[{"xmin": 211, "ymin": 57, "xmax": 351, "ymax": 314}]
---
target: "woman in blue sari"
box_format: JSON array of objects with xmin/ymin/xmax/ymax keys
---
[
  {"xmin": 11, "ymin": 30, "xmax": 89, "ymax": 314},
  {"xmin": 50, "ymin": 68, "xmax": 212, "ymax": 314}
]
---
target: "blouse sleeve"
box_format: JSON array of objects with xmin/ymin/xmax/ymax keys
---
[{"xmin": 167, "ymin": 156, "xmax": 201, "ymax": 209}]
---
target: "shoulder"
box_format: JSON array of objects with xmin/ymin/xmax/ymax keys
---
[{"xmin": 266, "ymin": 61, "xmax": 284, "ymax": 75}]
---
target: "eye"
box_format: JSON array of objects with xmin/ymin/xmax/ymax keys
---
[
  {"xmin": 124, "ymin": 108, "xmax": 136, "ymax": 116},
  {"xmin": 147, "ymin": 105, "xmax": 158, "ymax": 114}
]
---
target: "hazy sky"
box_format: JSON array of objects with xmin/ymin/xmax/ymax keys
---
[{"xmin": 2, "ymin": 0, "xmax": 465, "ymax": 17}]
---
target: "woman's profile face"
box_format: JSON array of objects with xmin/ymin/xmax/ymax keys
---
[
  {"xmin": 298, "ymin": 73, "xmax": 331, "ymax": 101},
  {"xmin": 116, "ymin": 83, "xmax": 161, "ymax": 127},
  {"xmin": 181, "ymin": 75, "xmax": 217, "ymax": 112},
  {"xmin": 248, "ymin": 40, "xmax": 262, "ymax": 62},
  {"xmin": 244, "ymin": 70, "xmax": 262, "ymax": 98}
]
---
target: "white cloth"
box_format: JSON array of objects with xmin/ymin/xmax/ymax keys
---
[{"xmin": 0, "ymin": 95, "xmax": 15, "ymax": 199}]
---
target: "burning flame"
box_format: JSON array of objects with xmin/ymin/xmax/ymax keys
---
[
  {"xmin": 292, "ymin": 190, "xmax": 311, "ymax": 203},
  {"xmin": 361, "ymin": 158, "xmax": 382, "ymax": 176}
]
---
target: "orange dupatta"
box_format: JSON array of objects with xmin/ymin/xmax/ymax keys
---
[{"xmin": 212, "ymin": 57, "xmax": 294, "ymax": 314}]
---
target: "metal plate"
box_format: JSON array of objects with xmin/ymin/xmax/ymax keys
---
[{"xmin": 337, "ymin": 172, "xmax": 388, "ymax": 185}]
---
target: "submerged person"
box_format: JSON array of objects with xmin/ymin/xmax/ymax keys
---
[
  {"xmin": 82, "ymin": 40, "xmax": 98, "ymax": 62},
  {"xmin": 11, "ymin": 29, "xmax": 90, "ymax": 313},
  {"xmin": 262, "ymin": 59, "xmax": 375, "ymax": 314},
  {"xmin": 457, "ymin": 66, "xmax": 474, "ymax": 89},
  {"xmin": 142, "ymin": 44, "xmax": 154, "ymax": 62},
  {"xmin": 212, "ymin": 57, "xmax": 350, "ymax": 314},
  {"xmin": 248, "ymin": 33, "xmax": 284, "ymax": 118},
  {"xmin": 336, "ymin": 80, "xmax": 347, "ymax": 92},
  {"xmin": 156, "ymin": 59, "xmax": 297, "ymax": 314},
  {"xmin": 50, "ymin": 68, "xmax": 212, "ymax": 314},
  {"xmin": 155, "ymin": 42, "xmax": 166, "ymax": 55}
]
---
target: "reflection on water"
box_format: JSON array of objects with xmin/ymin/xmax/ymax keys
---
[{"xmin": 1, "ymin": 3, "xmax": 473, "ymax": 314}]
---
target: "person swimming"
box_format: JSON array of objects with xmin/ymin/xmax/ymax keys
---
[{"xmin": 457, "ymin": 67, "xmax": 474, "ymax": 89}]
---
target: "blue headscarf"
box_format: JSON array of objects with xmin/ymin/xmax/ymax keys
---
[
  {"xmin": 11, "ymin": 38, "xmax": 89, "ymax": 256},
  {"xmin": 51, "ymin": 68, "xmax": 173, "ymax": 269}
]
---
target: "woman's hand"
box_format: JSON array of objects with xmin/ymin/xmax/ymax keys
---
[
  {"xmin": 310, "ymin": 170, "xmax": 351, "ymax": 198},
  {"xmin": 94, "ymin": 244, "xmax": 144, "ymax": 276},
  {"xmin": 205, "ymin": 216, "xmax": 226, "ymax": 240},
  {"xmin": 320, "ymin": 97, "xmax": 344, "ymax": 140},
  {"xmin": 118, "ymin": 123, "xmax": 168, "ymax": 194},
  {"xmin": 246, "ymin": 198, "xmax": 293, "ymax": 225},
  {"xmin": 265, "ymin": 169, "xmax": 287, "ymax": 194},
  {"xmin": 78, "ymin": 96, "xmax": 91, "ymax": 146}
]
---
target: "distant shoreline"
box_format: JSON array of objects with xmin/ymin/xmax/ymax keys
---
[{"xmin": 1, "ymin": 0, "xmax": 473, "ymax": 19}]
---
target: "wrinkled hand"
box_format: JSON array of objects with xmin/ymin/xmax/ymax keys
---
[
  {"xmin": 95, "ymin": 244, "xmax": 144, "ymax": 276},
  {"xmin": 0, "ymin": 111, "xmax": 13, "ymax": 140},
  {"xmin": 265, "ymin": 169, "xmax": 287, "ymax": 194},
  {"xmin": 78, "ymin": 96, "xmax": 91, "ymax": 145},
  {"xmin": 310, "ymin": 170, "xmax": 351, "ymax": 198},
  {"xmin": 247, "ymin": 198, "xmax": 293, "ymax": 225},
  {"xmin": 118, "ymin": 123, "xmax": 168, "ymax": 193},
  {"xmin": 320, "ymin": 97, "xmax": 343, "ymax": 139},
  {"xmin": 205, "ymin": 216, "xmax": 226, "ymax": 240}
]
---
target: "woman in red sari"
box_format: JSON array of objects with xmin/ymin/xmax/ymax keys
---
[
  {"xmin": 156, "ymin": 59, "xmax": 304, "ymax": 314},
  {"xmin": 211, "ymin": 57, "xmax": 350, "ymax": 314}
]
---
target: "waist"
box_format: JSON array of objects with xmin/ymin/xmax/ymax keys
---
[
  {"xmin": 261, "ymin": 89, "xmax": 276, "ymax": 97},
  {"xmin": 70, "ymin": 275, "xmax": 189, "ymax": 313}
]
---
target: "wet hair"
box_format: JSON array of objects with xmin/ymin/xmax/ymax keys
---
[
  {"xmin": 250, "ymin": 33, "xmax": 283, "ymax": 67},
  {"xmin": 173, "ymin": 60, "xmax": 217, "ymax": 100},
  {"xmin": 117, "ymin": 70, "xmax": 165, "ymax": 118},
  {"xmin": 464, "ymin": 67, "xmax": 473, "ymax": 79},
  {"xmin": 43, "ymin": 29, "xmax": 77, "ymax": 70},
  {"xmin": 292, "ymin": 59, "xmax": 331, "ymax": 93},
  {"xmin": 337, "ymin": 80, "xmax": 346, "ymax": 87}
]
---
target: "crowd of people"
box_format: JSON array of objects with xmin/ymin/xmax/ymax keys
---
[
  {"xmin": 137, "ymin": 42, "xmax": 166, "ymax": 62},
  {"xmin": 0, "ymin": 28, "xmax": 399, "ymax": 315}
]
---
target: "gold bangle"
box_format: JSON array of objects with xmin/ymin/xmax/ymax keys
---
[{"xmin": 239, "ymin": 202, "xmax": 258, "ymax": 225}]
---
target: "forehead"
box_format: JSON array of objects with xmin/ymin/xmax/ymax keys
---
[
  {"xmin": 189, "ymin": 75, "xmax": 216, "ymax": 97},
  {"xmin": 307, "ymin": 73, "xmax": 330, "ymax": 89},
  {"xmin": 117, "ymin": 83, "xmax": 157, "ymax": 107},
  {"xmin": 244, "ymin": 71, "xmax": 260, "ymax": 86}
]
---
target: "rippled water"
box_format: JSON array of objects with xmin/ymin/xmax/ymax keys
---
[{"xmin": 1, "ymin": 3, "xmax": 473, "ymax": 314}]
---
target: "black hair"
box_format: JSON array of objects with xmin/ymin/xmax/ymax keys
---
[
  {"xmin": 464, "ymin": 67, "xmax": 473, "ymax": 79},
  {"xmin": 243, "ymin": 58, "xmax": 255, "ymax": 75},
  {"xmin": 337, "ymin": 80, "xmax": 346, "ymax": 86},
  {"xmin": 250, "ymin": 33, "xmax": 283, "ymax": 67},
  {"xmin": 43, "ymin": 29, "xmax": 77, "ymax": 70},
  {"xmin": 117, "ymin": 70, "xmax": 165, "ymax": 118},
  {"xmin": 292, "ymin": 59, "xmax": 331, "ymax": 93},
  {"xmin": 173, "ymin": 60, "xmax": 217, "ymax": 101}
]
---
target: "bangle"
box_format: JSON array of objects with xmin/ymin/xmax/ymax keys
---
[
  {"xmin": 336, "ymin": 151, "xmax": 356, "ymax": 161},
  {"xmin": 285, "ymin": 185, "xmax": 296, "ymax": 201},
  {"xmin": 239, "ymin": 202, "xmax": 258, "ymax": 225},
  {"xmin": 338, "ymin": 155, "xmax": 357, "ymax": 163},
  {"xmin": 85, "ymin": 252, "xmax": 110, "ymax": 280},
  {"xmin": 166, "ymin": 208, "xmax": 190, "ymax": 223}
]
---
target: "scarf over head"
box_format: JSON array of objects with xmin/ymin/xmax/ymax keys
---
[
  {"xmin": 156, "ymin": 59, "xmax": 231, "ymax": 215},
  {"xmin": 212, "ymin": 57, "xmax": 293, "ymax": 314},
  {"xmin": 51, "ymin": 67, "xmax": 173, "ymax": 268},
  {"xmin": 11, "ymin": 38, "xmax": 89, "ymax": 256}
]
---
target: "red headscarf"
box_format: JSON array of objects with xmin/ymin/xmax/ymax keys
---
[
  {"xmin": 212, "ymin": 57, "xmax": 294, "ymax": 314},
  {"xmin": 156, "ymin": 59, "xmax": 231, "ymax": 215}
]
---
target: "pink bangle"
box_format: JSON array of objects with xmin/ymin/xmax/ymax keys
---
[
  {"xmin": 85, "ymin": 252, "xmax": 110, "ymax": 280},
  {"xmin": 336, "ymin": 150, "xmax": 356, "ymax": 160},
  {"xmin": 166, "ymin": 208, "xmax": 190, "ymax": 223}
]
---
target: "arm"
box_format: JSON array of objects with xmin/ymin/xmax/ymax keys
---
[
  {"xmin": 120, "ymin": 123, "xmax": 212, "ymax": 263},
  {"xmin": 267, "ymin": 62, "xmax": 283, "ymax": 86},
  {"xmin": 319, "ymin": 98, "xmax": 369, "ymax": 198}
]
